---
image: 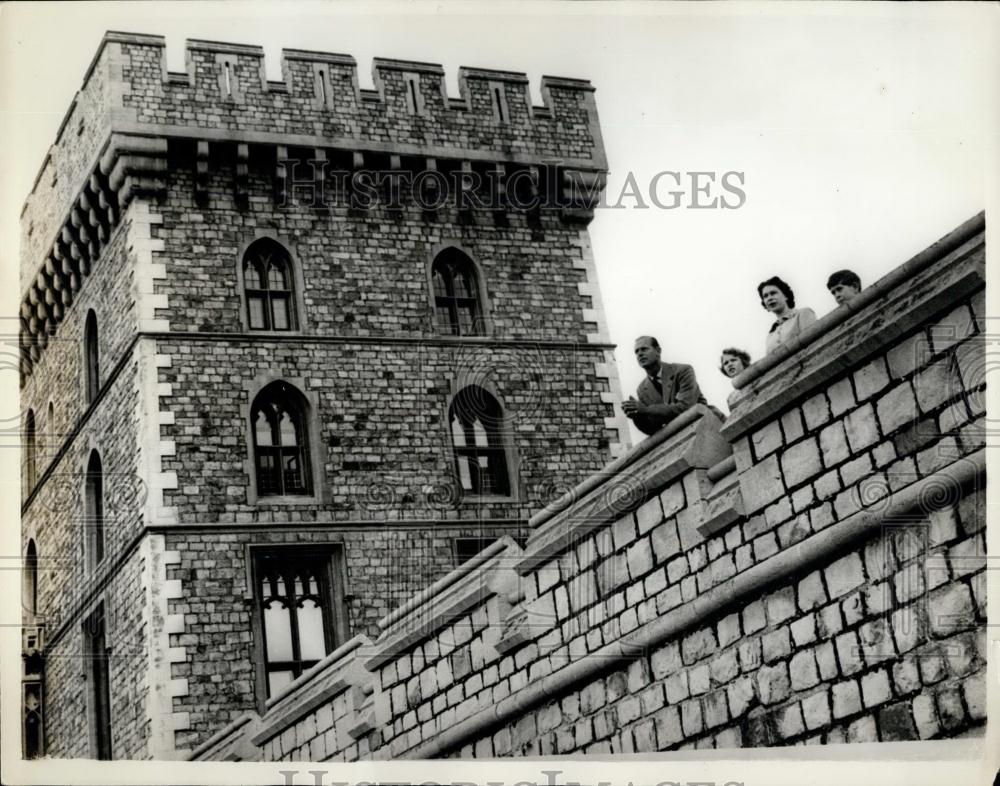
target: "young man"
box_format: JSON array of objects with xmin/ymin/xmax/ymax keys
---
[
  {"xmin": 827, "ymin": 269, "xmax": 862, "ymax": 306},
  {"xmin": 622, "ymin": 336, "xmax": 713, "ymax": 435}
]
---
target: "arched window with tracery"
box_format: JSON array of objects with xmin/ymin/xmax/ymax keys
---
[
  {"xmin": 255, "ymin": 552, "xmax": 335, "ymax": 697},
  {"xmin": 85, "ymin": 310, "xmax": 100, "ymax": 403},
  {"xmin": 251, "ymin": 382, "xmax": 311, "ymax": 496},
  {"xmin": 85, "ymin": 450, "xmax": 105, "ymax": 570},
  {"xmin": 431, "ymin": 249, "xmax": 485, "ymax": 336},
  {"xmin": 243, "ymin": 239, "xmax": 296, "ymax": 331},
  {"xmin": 448, "ymin": 386, "xmax": 510, "ymax": 496}
]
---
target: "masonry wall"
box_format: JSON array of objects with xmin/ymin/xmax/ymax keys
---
[{"xmin": 190, "ymin": 215, "xmax": 987, "ymax": 761}]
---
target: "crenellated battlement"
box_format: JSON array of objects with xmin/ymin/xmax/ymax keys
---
[{"xmin": 19, "ymin": 31, "xmax": 609, "ymax": 383}]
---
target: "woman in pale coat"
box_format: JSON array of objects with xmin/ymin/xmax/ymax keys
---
[{"xmin": 758, "ymin": 276, "xmax": 816, "ymax": 354}]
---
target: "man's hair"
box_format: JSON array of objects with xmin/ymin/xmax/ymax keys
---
[
  {"xmin": 757, "ymin": 276, "xmax": 796, "ymax": 308},
  {"xmin": 635, "ymin": 336, "xmax": 661, "ymax": 350},
  {"xmin": 826, "ymin": 269, "xmax": 862, "ymax": 291},
  {"xmin": 719, "ymin": 347, "xmax": 751, "ymax": 370}
]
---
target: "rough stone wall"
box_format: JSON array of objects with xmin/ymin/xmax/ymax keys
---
[
  {"xmin": 164, "ymin": 522, "xmax": 526, "ymax": 751},
  {"xmin": 189, "ymin": 216, "xmax": 987, "ymax": 761},
  {"xmin": 40, "ymin": 545, "xmax": 151, "ymax": 760}
]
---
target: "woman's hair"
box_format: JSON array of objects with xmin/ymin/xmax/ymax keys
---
[
  {"xmin": 719, "ymin": 347, "xmax": 751, "ymax": 375},
  {"xmin": 757, "ymin": 276, "xmax": 796, "ymax": 308}
]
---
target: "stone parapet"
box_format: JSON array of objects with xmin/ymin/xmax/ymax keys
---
[{"xmin": 190, "ymin": 211, "xmax": 987, "ymax": 760}]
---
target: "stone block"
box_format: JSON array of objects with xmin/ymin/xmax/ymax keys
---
[
  {"xmin": 913, "ymin": 357, "xmax": 961, "ymax": 414},
  {"xmin": 703, "ymin": 689, "xmax": 729, "ymax": 729},
  {"xmin": 892, "ymin": 654, "xmax": 922, "ymax": 695},
  {"xmin": 765, "ymin": 586, "xmax": 797, "ymax": 625},
  {"xmin": 927, "ymin": 583, "xmax": 975, "ymax": 637},
  {"xmin": 935, "ymin": 685, "xmax": 965, "ymax": 731},
  {"xmin": 753, "ymin": 532, "xmax": 779, "ymax": 561},
  {"xmin": 819, "ymin": 421, "xmax": 850, "ymax": 468},
  {"xmin": 664, "ymin": 671, "xmax": 689, "ymax": 704},
  {"xmin": 681, "ymin": 627, "xmax": 718, "ymax": 666},
  {"xmin": 944, "ymin": 631, "xmax": 981, "ymax": 678},
  {"xmin": 791, "ymin": 484, "xmax": 816, "ymax": 513},
  {"xmin": 790, "ymin": 614, "xmax": 817, "ymax": 648},
  {"xmin": 680, "ymin": 697, "xmax": 704, "ymax": 736},
  {"xmin": 776, "ymin": 703, "xmax": 805, "ymax": 739},
  {"xmin": 816, "ymin": 602, "xmax": 843, "ymax": 639},
  {"xmin": 839, "ymin": 453, "xmax": 873, "ymax": 487},
  {"xmin": 659, "ymin": 481, "xmax": 686, "ymax": 518},
  {"xmin": 743, "ymin": 599, "xmax": 767, "ymax": 634},
  {"xmin": 886, "ymin": 330, "xmax": 929, "ymax": 379},
  {"xmin": 634, "ymin": 496, "xmax": 664, "ymax": 535},
  {"xmin": 828, "ymin": 377, "xmax": 856, "ymax": 417},
  {"xmin": 847, "ymin": 715, "xmax": 878, "ymax": 743},
  {"xmin": 802, "ymin": 689, "xmax": 832, "ymax": 731},
  {"xmin": 751, "ymin": 420, "xmax": 783, "ymax": 461},
  {"xmin": 650, "ymin": 642, "xmax": 682, "ymax": 680},
  {"xmin": 859, "ymin": 618, "xmax": 895, "ymax": 665},
  {"xmin": 780, "ymin": 408, "xmax": 805, "ymax": 443},
  {"xmin": 814, "ymin": 469, "xmax": 841, "ymax": 501},
  {"xmin": 911, "ymin": 693, "xmax": 939, "ymax": 739},
  {"xmin": 835, "ymin": 631, "xmax": 863, "ymax": 676},
  {"xmin": 654, "ymin": 706, "xmax": 683, "ymax": 747},
  {"xmin": 738, "ymin": 637, "xmax": 762, "ymax": 672},
  {"xmin": 844, "ymin": 404, "xmax": 879, "ymax": 453},
  {"xmin": 762, "ymin": 627, "xmax": 791, "ymax": 664},
  {"xmin": 802, "ymin": 392, "xmax": 832, "ymax": 430},
  {"xmin": 815, "ymin": 640, "xmax": 839, "ymax": 681},
  {"xmin": 650, "ymin": 519, "xmax": 681, "ymax": 564},
  {"xmin": 890, "ymin": 605, "xmax": 924, "ymax": 655},
  {"xmin": 708, "ymin": 649, "xmax": 740, "ymax": 691},
  {"xmin": 948, "ymin": 534, "xmax": 985, "ymax": 577},
  {"xmin": 764, "ymin": 495, "xmax": 794, "ymax": 527},
  {"xmin": 871, "ymin": 440, "xmax": 897, "ymax": 468},
  {"xmin": 831, "ymin": 679, "xmax": 861, "ymax": 719},
  {"xmin": 626, "ymin": 537, "xmax": 654, "ymax": 580},
  {"xmin": 756, "ymin": 662, "xmax": 790, "ymax": 705},
  {"xmin": 738, "ymin": 453, "xmax": 785, "ymax": 514},
  {"xmin": 776, "ymin": 514, "xmax": 811, "ymax": 548},
  {"xmin": 860, "ymin": 669, "xmax": 891, "ymax": 708},
  {"xmin": 853, "ymin": 358, "xmax": 890, "ymax": 401},
  {"xmin": 727, "ymin": 675, "xmax": 755, "ymax": 719},
  {"xmin": 612, "ymin": 514, "xmax": 637, "ymax": 552},
  {"xmin": 824, "ymin": 551, "xmax": 865, "ymax": 599},
  {"xmin": 876, "ymin": 382, "xmax": 918, "ymax": 435},
  {"xmin": 789, "ymin": 649, "xmax": 820, "ymax": 691},
  {"xmin": 717, "ymin": 612, "xmax": 742, "ymax": 648},
  {"xmin": 781, "ymin": 437, "xmax": 822, "ymax": 489},
  {"xmin": 878, "ymin": 701, "xmax": 917, "ymax": 741},
  {"xmin": 810, "ymin": 501, "xmax": 836, "ymax": 531},
  {"xmin": 963, "ymin": 670, "xmax": 985, "ymax": 721},
  {"xmin": 929, "ymin": 505, "xmax": 962, "ymax": 549},
  {"xmin": 955, "ymin": 334, "xmax": 986, "ymax": 394}
]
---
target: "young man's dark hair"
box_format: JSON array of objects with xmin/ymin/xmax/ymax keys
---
[{"xmin": 826, "ymin": 269, "xmax": 862, "ymax": 305}]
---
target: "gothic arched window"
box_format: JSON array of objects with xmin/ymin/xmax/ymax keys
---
[
  {"xmin": 25, "ymin": 410, "xmax": 36, "ymax": 492},
  {"xmin": 85, "ymin": 310, "xmax": 100, "ymax": 403},
  {"xmin": 85, "ymin": 450, "xmax": 105, "ymax": 570},
  {"xmin": 448, "ymin": 386, "xmax": 510, "ymax": 496},
  {"xmin": 432, "ymin": 249, "xmax": 485, "ymax": 336},
  {"xmin": 251, "ymin": 382, "xmax": 311, "ymax": 496},
  {"xmin": 243, "ymin": 239, "xmax": 297, "ymax": 331}
]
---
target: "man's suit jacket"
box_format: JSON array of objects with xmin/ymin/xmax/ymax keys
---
[{"xmin": 632, "ymin": 362, "xmax": 709, "ymax": 436}]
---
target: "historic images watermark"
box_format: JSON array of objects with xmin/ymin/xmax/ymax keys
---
[
  {"xmin": 276, "ymin": 770, "xmax": 745, "ymax": 786},
  {"xmin": 274, "ymin": 159, "xmax": 747, "ymax": 212}
]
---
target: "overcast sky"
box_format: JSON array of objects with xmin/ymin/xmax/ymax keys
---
[{"xmin": 1, "ymin": 1, "xmax": 996, "ymax": 449}]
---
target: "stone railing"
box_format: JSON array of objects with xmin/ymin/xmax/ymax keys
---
[{"xmin": 192, "ymin": 212, "xmax": 987, "ymax": 759}]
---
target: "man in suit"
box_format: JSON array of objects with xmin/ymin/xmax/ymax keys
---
[{"xmin": 622, "ymin": 335, "xmax": 711, "ymax": 436}]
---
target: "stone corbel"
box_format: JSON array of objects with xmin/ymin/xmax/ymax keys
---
[{"xmin": 560, "ymin": 168, "xmax": 606, "ymax": 225}]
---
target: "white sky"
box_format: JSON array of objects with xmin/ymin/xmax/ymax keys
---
[
  {"xmin": 0, "ymin": 4, "xmax": 998, "ymax": 782},
  {"xmin": 0, "ymin": 1, "xmax": 995, "ymax": 441}
]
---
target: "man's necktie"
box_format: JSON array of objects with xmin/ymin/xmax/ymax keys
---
[{"xmin": 652, "ymin": 378, "xmax": 663, "ymax": 397}]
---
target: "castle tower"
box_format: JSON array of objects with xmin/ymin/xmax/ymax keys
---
[{"xmin": 19, "ymin": 31, "xmax": 630, "ymax": 759}]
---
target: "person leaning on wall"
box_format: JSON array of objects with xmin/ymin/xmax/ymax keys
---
[
  {"xmin": 827, "ymin": 269, "xmax": 862, "ymax": 306},
  {"xmin": 719, "ymin": 347, "xmax": 751, "ymax": 381},
  {"xmin": 758, "ymin": 276, "xmax": 816, "ymax": 355}
]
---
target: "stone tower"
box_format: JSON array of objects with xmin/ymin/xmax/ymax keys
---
[{"xmin": 19, "ymin": 31, "xmax": 629, "ymax": 759}]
